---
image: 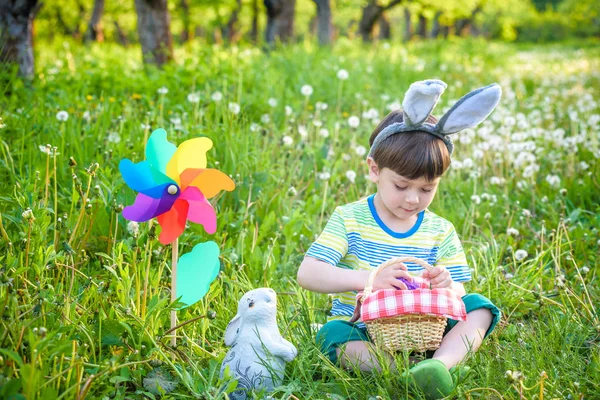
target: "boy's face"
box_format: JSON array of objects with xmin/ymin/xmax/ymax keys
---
[{"xmin": 367, "ymin": 158, "xmax": 440, "ymax": 221}]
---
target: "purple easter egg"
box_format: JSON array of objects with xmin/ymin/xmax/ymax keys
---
[{"xmin": 396, "ymin": 277, "xmax": 419, "ymax": 290}]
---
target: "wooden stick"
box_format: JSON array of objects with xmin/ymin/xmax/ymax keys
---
[{"xmin": 170, "ymin": 238, "xmax": 179, "ymax": 347}]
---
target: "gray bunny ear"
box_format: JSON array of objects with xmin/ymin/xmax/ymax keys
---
[
  {"xmin": 436, "ymin": 83, "xmax": 502, "ymax": 135},
  {"xmin": 224, "ymin": 313, "xmax": 241, "ymax": 346},
  {"xmin": 402, "ymin": 79, "xmax": 447, "ymax": 126}
]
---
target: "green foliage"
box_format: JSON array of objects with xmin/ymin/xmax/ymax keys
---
[{"xmin": 0, "ymin": 38, "xmax": 599, "ymax": 398}]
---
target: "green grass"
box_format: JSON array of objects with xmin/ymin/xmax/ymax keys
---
[{"xmin": 0, "ymin": 37, "xmax": 598, "ymax": 399}]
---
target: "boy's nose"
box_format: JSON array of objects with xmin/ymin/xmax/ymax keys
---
[{"xmin": 406, "ymin": 195, "xmax": 419, "ymax": 204}]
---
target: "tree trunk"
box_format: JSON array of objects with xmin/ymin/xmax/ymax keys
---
[
  {"xmin": 313, "ymin": 0, "xmax": 332, "ymax": 45},
  {"xmin": 403, "ymin": 7, "xmax": 413, "ymax": 41},
  {"xmin": 113, "ymin": 19, "xmax": 129, "ymax": 46},
  {"xmin": 85, "ymin": 0, "xmax": 105, "ymax": 42},
  {"xmin": 134, "ymin": 0, "xmax": 174, "ymax": 67},
  {"xmin": 250, "ymin": 0, "xmax": 259, "ymax": 42},
  {"xmin": 0, "ymin": 0, "xmax": 39, "ymax": 79},
  {"xmin": 455, "ymin": 4, "xmax": 482, "ymax": 36},
  {"xmin": 179, "ymin": 0, "xmax": 190, "ymax": 42},
  {"xmin": 378, "ymin": 12, "xmax": 390, "ymax": 40},
  {"xmin": 358, "ymin": 1, "xmax": 381, "ymax": 41},
  {"xmin": 222, "ymin": 0, "xmax": 242, "ymax": 43},
  {"xmin": 264, "ymin": 0, "xmax": 295, "ymax": 44},
  {"xmin": 416, "ymin": 13, "xmax": 427, "ymax": 38},
  {"xmin": 430, "ymin": 10, "xmax": 442, "ymax": 38}
]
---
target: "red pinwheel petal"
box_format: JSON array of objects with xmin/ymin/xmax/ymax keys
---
[
  {"xmin": 157, "ymin": 199, "xmax": 189, "ymax": 244},
  {"xmin": 179, "ymin": 187, "xmax": 217, "ymax": 234}
]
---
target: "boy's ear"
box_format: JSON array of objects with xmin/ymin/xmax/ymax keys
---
[{"xmin": 367, "ymin": 158, "xmax": 380, "ymax": 183}]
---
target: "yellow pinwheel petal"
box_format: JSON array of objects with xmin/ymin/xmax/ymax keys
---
[
  {"xmin": 166, "ymin": 137, "xmax": 213, "ymax": 183},
  {"xmin": 187, "ymin": 168, "xmax": 235, "ymax": 199}
]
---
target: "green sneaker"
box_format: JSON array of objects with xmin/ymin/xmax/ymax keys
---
[
  {"xmin": 449, "ymin": 364, "xmax": 471, "ymax": 385},
  {"xmin": 404, "ymin": 359, "xmax": 454, "ymax": 400}
]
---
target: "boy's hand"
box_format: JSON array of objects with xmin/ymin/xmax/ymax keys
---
[
  {"xmin": 422, "ymin": 266, "xmax": 453, "ymax": 289},
  {"xmin": 372, "ymin": 262, "xmax": 413, "ymax": 290}
]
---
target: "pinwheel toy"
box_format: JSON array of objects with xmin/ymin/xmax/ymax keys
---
[
  {"xmin": 119, "ymin": 128, "xmax": 235, "ymax": 346},
  {"xmin": 119, "ymin": 128, "xmax": 235, "ymax": 245}
]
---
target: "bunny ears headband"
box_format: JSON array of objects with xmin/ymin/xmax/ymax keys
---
[{"xmin": 369, "ymin": 79, "xmax": 502, "ymax": 156}]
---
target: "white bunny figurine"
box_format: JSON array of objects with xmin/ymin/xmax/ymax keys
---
[{"xmin": 220, "ymin": 288, "xmax": 297, "ymax": 400}]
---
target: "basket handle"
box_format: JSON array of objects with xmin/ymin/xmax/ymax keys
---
[{"xmin": 362, "ymin": 257, "xmax": 434, "ymax": 300}]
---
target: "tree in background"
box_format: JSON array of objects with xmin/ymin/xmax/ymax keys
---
[
  {"xmin": 0, "ymin": 0, "xmax": 40, "ymax": 79},
  {"xmin": 85, "ymin": 0, "xmax": 105, "ymax": 42},
  {"xmin": 357, "ymin": 0, "xmax": 403, "ymax": 41},
  {"xmin": 134, "ymin": 0, "xmax": 174, "ymax": 66},
  {"xmin": 264, "ymin": 0, "xmax": 296, "ymax": 44},
  {"xmin": 313, "ymin": 0, "xmax": 332, "ymax": 45}
]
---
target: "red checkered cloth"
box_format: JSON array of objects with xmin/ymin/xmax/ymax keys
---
[{"xmin": 356, "ymin": 277, "xmax": 467, "ymax": 322}]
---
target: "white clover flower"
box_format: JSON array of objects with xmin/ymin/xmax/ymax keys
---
[
  {"xmin": 288, "ymin": 186, "xmax": 298, "ymax": 196},
  {"xmin": 228, "ymin": 102, "xmax": 241, "ymax": 115},
  {"xmin": 504, "ymin": 273, "xmax": 514, "ymax": 280},
  {"xmin": 490, "ymin": 176, "xmax": 503, "ymax": 185},
  {"xmin": 319, "ymin": 128, "xmax": 329, "ymax": 138},
  {"xmin": 22, "ymin": 208, "xmax": 34, "ymax": 220},
  {"xmin": 282, "ymin": 135, "xmax": 293, "ymax": 146},
  {"xmin": 318, "ymin": 171, "xmax": 331, "ymax": 180},
  {"xmin": 355, "ymin": 145, "xmax": 367, "ymax": 157},
  {"xmin": 522, "ymin": 209, "xmax": 531, "ymax": 217},
  {"xmin": 127, "ymin": 221, "xmax": 139, "ymax": 236},
  {"xmin": 579, "ymin": 161, "xmax": 589, "ymax": 170},
  {"xmin": 312, "ymin": 120, "xmax": 323, "ymax": 127},
  {"xmin": 507, "ymin": 228, "xmax": 519, "ymax": 236},
  {"xmin": 380, "ymin": 94, "xmax": 390, "ymax": 101},
  {"xmin": 462, "ymin": 158, "xmax": 474, "ymax": 169},
  {"xmin": 187, "ymin": 93, "xmax": 200, "ymax": 103},
  {"xmin": 107, "ymin": 131, "xmax": 121, "ymax": 143},
  {"xmin": 56, "ymin": 111, "xmax": 69, "ymax": 121},
  {"xmin": 386, "ymin": 101, "xmax": 401, "ymax": 111},
  {"xmin": 348, "ymin": 116, "xmax": 360, "ymax": 128},
  {"xmin": 140, "ymin": 123, "xmax": 151, "ymax": 130},
  {"xmin": 346, "ymin": 170, "xmax": 356, "ymax": 183},
  {"xmin": 285, "ymin": 105, "xmax": 293, "ymax": 116},
  {"xmin": 250, "ymin": 123, "xmax": 261, "ymax": 132},
  {"xmin": 515, "ymin": 249, "xmax": 528, "ymax": 261},
  {"xmin": 545, "ymin": 174, "xmax": 561, "ymax": 187},
  {"xmin": 337, "ymin": 69, "xmax": 349, "ymax": 80},
  {"xmin": 268, "ymin": 97, "xmax": 278, "ymax": 107},
  {"xmin": 211, "ymin": 91, "xmax": 223, "ymax": 102},
  {"xmin": 157, "ymin": 86, "xmax": 168, "ymax": 95},
  {"xmin": 316, "ymin": 102, "xmax": 328, "ymax": 111},
  {"xmin": 82, "ymin": 111, "xmax": 91, "ymax": 122},
  {"xmin": 260, "ymin": 114, "xmax": 270, "ymax": 124},
  {"xmin": 342, "ymin": 153, "xmax": 351, "ymax": 161},
  {"xmin": 471, "ymin": 195, "xmax": 481, "ymax": 205},
  {"xmin": 301, "ymin": 85, "xmax": 313, "ymax": 97},
  {"xmin": 523, "ymin": 164, "xmax": 540, "ymax": 178},
  {"xmin": 298, "ymin": 125, "xmax": 308, "ymax": 138}
]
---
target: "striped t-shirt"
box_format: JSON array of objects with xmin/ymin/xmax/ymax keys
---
[{"xmin": 306, "ymin": 194, "xmax": 470, "ymax": 323}]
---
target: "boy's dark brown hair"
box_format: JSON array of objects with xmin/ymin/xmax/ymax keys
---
[{"xmin": 369, "ymin": 110, "xmax": 451, "ymax": 181}]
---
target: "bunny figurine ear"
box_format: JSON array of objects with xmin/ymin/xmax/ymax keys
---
[
  {"xmin": 402, "ymin": 79, "xmax": 447, "ymax": 127},
  {"xmin": 224, "ymin": 313, "xmax": 242, "ymax": 346},
  {"xmin": 436, "ymin": 83, "xmax": 502, "ymax": 135}
]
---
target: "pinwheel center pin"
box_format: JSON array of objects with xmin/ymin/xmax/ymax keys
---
[{"xmin": 167, "ymin": 184, "xmax": 178, "ymax": 195}]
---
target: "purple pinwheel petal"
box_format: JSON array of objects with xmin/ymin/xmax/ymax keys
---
[
  {"xmin": 396, "ymin": 277, "xmax": 419, "ymax": 290},
  {"xmin": 123, "ymin": 192, "xmax": 179, "ymax": 222}
]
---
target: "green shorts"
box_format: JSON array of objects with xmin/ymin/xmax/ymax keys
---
[{"xmin": 315, "ymin": 293, "xmax": 501, "ymax": 364}]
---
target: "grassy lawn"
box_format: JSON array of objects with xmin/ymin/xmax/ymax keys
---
[{"xmin": 0, "ymin": 38, "xmax": 598, "ymax": 399}]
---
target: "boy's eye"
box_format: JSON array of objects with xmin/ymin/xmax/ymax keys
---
[
  {"xmin": 421, "ymin": 189, "xmax": 433, "ymax": 193},
  {"xmin": 395, "ymin": 185, "xmax": 407, "ymax": 191}
]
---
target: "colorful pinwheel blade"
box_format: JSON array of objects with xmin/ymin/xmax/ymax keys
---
[
  {"xmin": 146, "ymin": 128, "xmax": 177, "ymax": 175},
  {"xmin": 180, "ymin": 168, "xmax": 235, "ymax": 198},
  {"xmin": 179, "ymin": 187, "xmax": 217, "ymax": 234},
  {"xmin": 119, "ymin": 159, "xmax": 174, "ymax": 199},
  {"xmin": 157, "ymin": 199, "xmax": 189, "ymax": 244},
  {"xmin": 166, "ymin": 137, "xmax": 213, "ymax": 183},
  {"xmin": 176, "ymin": 241, "xmax": 220, "ymax": 308},
  {"xmin": 122, "ymin": 192, "xmax": 178, "ymax": 222}
]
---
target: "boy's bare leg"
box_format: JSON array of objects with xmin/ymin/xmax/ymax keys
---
[
  {"xmin": 432, "ymin": 309, "xmax": 493, "ymax": 369},
  {"xmin": 336, "ymin": 341, "xmax": 394, "ymax": 372}
]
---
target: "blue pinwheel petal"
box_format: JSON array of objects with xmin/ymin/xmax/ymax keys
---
[
  {"xmin": 146, "ymin": 128, "xmax": 177, "ymax": 175},
  {"xmin": 119, "ymin": 159, "xmax": 175, "ymax": 199}
]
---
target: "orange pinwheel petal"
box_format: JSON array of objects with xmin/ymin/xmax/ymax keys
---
[{"xmin": 186, "ymin": 168, "xmax": 235, "ymax": 199}]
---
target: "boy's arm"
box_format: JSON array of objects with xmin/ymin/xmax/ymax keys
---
[
  {"xmin": 297, "ymin": 256, "xmax": 370, "ymax": 293},
  {"xmin": 451, "ymin": 281, "xmax": 466, "ymax": 297}
]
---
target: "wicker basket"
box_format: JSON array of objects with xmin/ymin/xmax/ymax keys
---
[{"xmin": 361, "ymin": 257, "xmax": 447, "ymax": 353}]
